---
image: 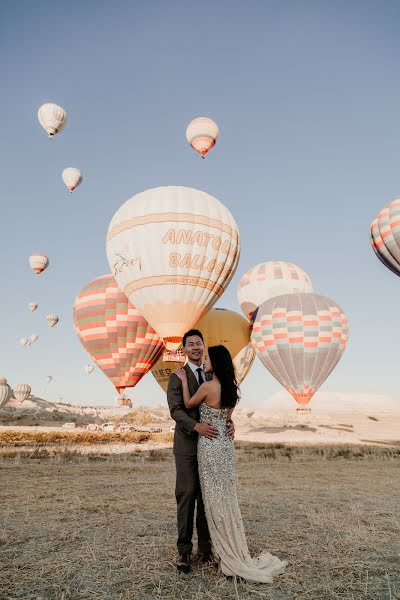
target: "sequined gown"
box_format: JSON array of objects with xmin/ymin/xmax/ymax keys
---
[{"xmin": 197, "ymin": 404, "xmax": 287, "ymax": 583}]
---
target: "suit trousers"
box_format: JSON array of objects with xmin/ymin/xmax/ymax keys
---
[{"xmin": 174, "ymin": 453, "xmax": 212, "ymax": 555}]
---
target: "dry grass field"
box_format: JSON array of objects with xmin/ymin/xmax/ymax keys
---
[{"xmin": 1, "ymin": 443, "xmax": 399, "ymax": 600}]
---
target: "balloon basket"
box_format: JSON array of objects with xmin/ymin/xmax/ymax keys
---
[{"xmin": 296, "ymin": 407, "xmax": 311, "ymax": 414}]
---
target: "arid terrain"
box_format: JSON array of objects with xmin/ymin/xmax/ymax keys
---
[{"xmin": 1, "ymin": 444, "xmax": 399, "ymax": 600}]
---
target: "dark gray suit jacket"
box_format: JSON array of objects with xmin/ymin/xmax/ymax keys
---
[{"xmin": 167, "ymin": 363, "xmax": 201, "ymax": 456}]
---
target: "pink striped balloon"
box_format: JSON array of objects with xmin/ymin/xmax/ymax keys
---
[
  {"xmin": 370, "ymin": 198, "xmax": 400, "ymax": 276},
  {"xmin": 251, "ymin": 293, "xmax": 348, "ymax": 406},
  {"xmin": 73, "ymin": 275, "xmax": 164, "ymax": 393}
]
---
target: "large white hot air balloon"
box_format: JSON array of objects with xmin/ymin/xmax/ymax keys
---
[
  {"xmin": 62, "ymin": 167, "xmax": 82, "ymax": 192},
  {"xmin": 186, "ymin": 117, "xmax": 219, "ymax": 158},
  {"xmin": 0, "ymin": 378, "xmax": 12, "ymax": 407},
  {"xmin": 85, "ymin": 365, "xmax": 94, "ymax": 375},
  {"xmin": 28, "ymin": 302, "xmax": 38, "ymax": 312},
  {"xmin": 38, "ymin": 103, "xmax": 67, "ymax": 138},
  {"xmin": 29, "ymin": 254, "xmax": 49, "ymax": 275},
  {"xmin": 237, "ymin": 261, "xmax": 313, "ymax": 319},
  {"xmin": 13, "ymin": 384, "xmax": 31, "ymax": 403},
  {"xmin": 46, "ymin": 314, "xmax": 59, "ymax": 328},
  {"xmin": 106, "ymin": 186, "xmax": 240, "ymax": 349},
  {"xmin": 19, "ymin": 338, "xmax": 30, "ymax": 347}
]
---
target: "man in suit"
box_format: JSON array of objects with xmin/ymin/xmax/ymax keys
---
[{"xmin": 167, "ymin": 329, "xmax": 234, "ymax": 573}]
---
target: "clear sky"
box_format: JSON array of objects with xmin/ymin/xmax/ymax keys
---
[{"xmin": 1, "ymin": 0, "xmax": 400, "ymax": 407}]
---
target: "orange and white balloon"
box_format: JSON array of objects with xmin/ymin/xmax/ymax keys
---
[
  {"xmin": 237, "ymin": 261, "xmax": 313, "ymax": 319},
  {"xmin": 186, "ymin": 117, "xmax": 219, "ymax": 158},
  {"xmin": 38, "ymin": 103, "xmax": 67, "ymax": 138},
  {"xmin": 29, "ymin": 254, "xmax": 49, "ymax": 275},
  {"xmin": 106, "ymin": 186, "xmax": 240, "ymax": 349},
  {"xmin": 62, "ymin": 167, "xmax": 82, "ymax": 192}
]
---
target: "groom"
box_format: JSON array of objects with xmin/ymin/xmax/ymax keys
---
[{"xmin": 167, "ymin": 329, "xmax": 235, "ymax": 573}]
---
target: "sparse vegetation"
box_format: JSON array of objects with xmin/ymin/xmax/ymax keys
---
[
  {"xmin": 1, "ymin": 444, "xmax": 399, "ymax": 599},
  {"xmin": 0, "ymin": 429, "xmax": 173, "ymax": 447}
]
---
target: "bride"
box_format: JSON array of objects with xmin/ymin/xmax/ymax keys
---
[{"xmin": 175, "ymin": 345, "xmax": 287, "ymax": 583}]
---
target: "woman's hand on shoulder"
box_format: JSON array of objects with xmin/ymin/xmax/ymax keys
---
[{"xmin": 174, "ymin": 367, "xmax": 187, "ymax": 383}]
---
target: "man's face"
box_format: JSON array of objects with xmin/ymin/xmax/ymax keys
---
[{"xmin": 183, "ymin": 335, "xmax": 204, "ymax": 364}]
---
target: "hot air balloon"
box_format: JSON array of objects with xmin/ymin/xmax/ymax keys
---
[
  {"xmin": 85, "ymin": 365, "xmax": 94, "ymax": 375},
  {"xmin": 186, "ymin": 117, "xmax": 219, "ymax": 158},
  {"xmin": 73, "ymin": 275, "xmax": 164, "ymax": 394},
  {"xmin": 28, "ymin": 302, "xmax": 38, "ymax": 312},
  {"xmin": 251, "ymin": 293, "xmax": 349, "ymax": 408},
  {"xmin": 19, "ymin": 338, "xmax": 30, "ymax": 347},
  {"xmin": 370, "ymin": 198, "xmax": 400, "ymax": 277},
  {"xmin": 106, "ymin": 186, "xmax": 240, "ymax": 350},
  {"xmin": 30, "ymin": 334, "xmax": 38, "ymax": 343},
  {"xmin": 151, "ymin": 349, "xmax": 187, "ymax": 393},
  {"xmin": 29, "ymin": 254, "xmax": 49, "ymax": 275},
  {"xmin": 46, "ymin": 314, "xmax": 59, "ymax": 328},
  {"xmin": 38, "ymin": 103, "xmax": 67, "ymax": 138},
  {"xmin": 237, "ymin": 261, "xmax": 313, "ymax": 319},
  {"xmin": 13, "ymin": 384, "xmax": 31, "ymax": 403},
  {"xmin": 45, "ymin": 376, "xmax": 53, "ymax": 384},
  {"xmin": 116, "ymin": 396, "xmax": 132, "ymax": 408},
  {"xmin": 0, "ymin": 378, "xmax": 12, "ymax": 407},
  {"xmin": 62, "ymin": 167, "xmax": 82, "ymax": 192},
  {"xmin": 195, "ymin": 308, "xmax": 255, "ymax": 384}
]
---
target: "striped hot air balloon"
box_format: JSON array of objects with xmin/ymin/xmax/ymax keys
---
[
  {"xmin": 38, "ymin": 103, "xmax": 67, "ymax": 138},
  {"xmin": 195, "ymin": 308, "xmax": 255, "ymax": 385},
  {"xmin": 251, "ymin": 293, "xmax": 349, "ymax": 407},
  {"xmin": 237, "ymin": 261, "xmax": 313, "ymax": 319},
  {"xmin": 46, "ymin": 314, "xmax": 59, "ymax": 328},
  {"xmin": 29, "ymin": 254, "xmax": 49, "ymax": 275},
  {"xmin": 0, "ymin": 378, "xmax": 12, "ymax": 407},
  {"xmin": 13, "ymin": 384, "xmax": 31, "ymax": 403},
  {"xmin": 106, "ymin": 186, "xmax": 240, "ymax": 350},
  {"xmin": 370, "ymin": 198, "xmax": 400, "ymax": 277},
  {"xmin": 73, "ymin": 275, "xmax": 164, "ymax": 394},
  {"xmin": 186, "ymin": 117, "xmax": 219, "ymax": 158}
]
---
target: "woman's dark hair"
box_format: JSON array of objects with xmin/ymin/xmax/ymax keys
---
[{"xmin": 208, "ymin": 345, "xmax": 240, "ymax": 409}]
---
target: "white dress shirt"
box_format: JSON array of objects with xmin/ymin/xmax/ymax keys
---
[{"xmin": 187, "ymin": 360, "xmax": 205, "ymax": 384}]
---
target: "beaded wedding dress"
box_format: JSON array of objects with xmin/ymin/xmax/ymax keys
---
[{"xmin": 197, "ymin": 403, "xmax": 287, "ymax": 583}]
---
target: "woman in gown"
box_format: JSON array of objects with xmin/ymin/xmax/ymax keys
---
[{"xmin": 175, "ymin": 345, "xmax": 287, "ymax": 584}]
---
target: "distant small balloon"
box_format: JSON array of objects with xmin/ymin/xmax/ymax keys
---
[
  {"xmin": 38, "ymin": 103, "xmax": 67, "ymax": 138},
  {"xmin": 19, "ymin": 338, "xmax": 29, "ymax": 347},
  {"xmin": 14, "ymin": 384, "xmax": 31, "ymax": 403},
  {"xmin": 45, "ymin": 376, "xmax": 53, "ymax": 384},
  {"xmin": 29, "ymin": 254, "xmax": 49, "ymax": 275},
  {"xmin": 46, "ymin": 314, "xmax": 59, "ymax": 328},
  {"xmin": 186, "ymin": 117, "xmax": 219, "ymax": 158},
  {"xmin": 62, "ymin": 167, "xmax": 82, "ymax": 192},
  {"xmin": 30, "ymin": 334, "xmax": 39, "ymax": 343},
  {"xmin": 28, "ymin": 302, "xmax": 38, "ymax": 312},
  {"xmin": 85, "ymin": 365, "xmax": 94, "ymax": 375}
]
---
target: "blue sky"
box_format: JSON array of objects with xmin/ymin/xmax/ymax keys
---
[{"xmin": 1, "ymin": 0, "xmax": 400, "ymax": 407}]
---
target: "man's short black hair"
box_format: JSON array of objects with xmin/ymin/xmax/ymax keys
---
[{"xmin": 182, "ymin": 329, "xmax": 204, "ymax": 346}]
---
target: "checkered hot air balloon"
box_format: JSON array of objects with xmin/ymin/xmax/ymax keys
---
[
  {"xmin": 370, "ymin": 198, "xmax": 400, "ymax": 277},
  {"xmin": 73, "ymin": 275, "xmax": 164, "ymax": 394},
  {"xmin": 237, "ymin": 261, "xmax": 313, "ymax": 319},
  {"xmin": 186, "ymin": 117, "xmax": 219, "ymax": 158},
  {"xmin": 251, "ymin": 293, "xmax": 349, "ymax": 407}
]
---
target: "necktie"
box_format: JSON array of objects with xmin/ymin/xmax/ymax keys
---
[{"xmin": 196, "ymin": 368, "xmax": 205, "ymax": 385}]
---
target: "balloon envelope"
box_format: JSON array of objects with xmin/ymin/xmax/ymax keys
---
[
  {"xmin": 19, "ymin": 338, "xmax": 29, "ymax": 347},
  {"xmin": 38, "ymin": 103, "xmax": 67, "ymax": 137},
  {"xmin": 186, "ymin": 117, "xmax": 219, "ymax": 158},
  {"xmin": 195, "ymin": 308, "xmax": 255, "ymax": 384},
  {"xmin": 370, "ymin": 199, "xmax": 400, "ymax": 277},
  {"xmin": 106, "ymin": 186, "xmax": 240, "ymax": 349},
  {"xmin": 30, "ymin": 334, "xmax": 38, "ymax": 343},
  {"xmin": 0, "ymin": 383, "xmax": 11, "ymax": 406},
  {"xmin": 73, "ymin": 275, "xmax": 164, "ymax": 393},
  {"xmin": 62, "ymin": 167, "xmax": 82, "ymax": 191},
  {"xmin": 14, "ymin": 384, "xmax": 31, "ymax": 403},
  {"xmin": 46, "ymin": 314, "xmax": 59, "ymax": 328},
  {"xmin": 251, "ymin": 293, "xmax": 348, "ymax": 406},
  {"xmin": 238, "ymin": 261, "xmax": 313, "ymax": 319},
  {"xmin": 28, "ymin": 302, "xmax": 38, "ymax": 312},
  {"xmin": 29, "ymin": 254, "xmax": 49, "ymax": 275}
]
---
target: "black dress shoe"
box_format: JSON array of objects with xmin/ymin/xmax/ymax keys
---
[
  {"xmin": 197, "ymin": 551, "xmax": 218, "ymax": 566},
  {"xmin": 176, "ymin": 554, "xmax": 191, "ymax": 573}
]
